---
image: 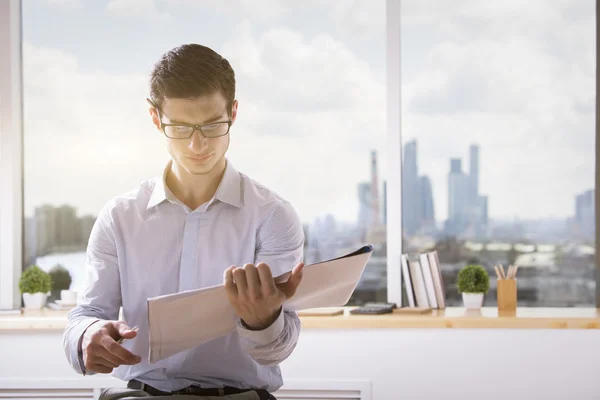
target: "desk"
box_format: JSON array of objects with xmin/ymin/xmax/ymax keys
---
[{"xmin": 1, "ymin": 307, "xmax": 599, "ymax": 331}]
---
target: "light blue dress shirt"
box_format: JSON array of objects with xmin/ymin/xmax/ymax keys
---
[{"xmin": 63, "ymin": 159, "xmax": 304, "ymax": 393}]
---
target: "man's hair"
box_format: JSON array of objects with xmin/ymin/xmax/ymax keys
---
[{"xmin": 149, "ymin": 44, "xmax": 236, "ymax": 116}]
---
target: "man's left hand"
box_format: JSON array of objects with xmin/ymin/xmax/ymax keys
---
[{"xmin": 224, "ymin": 262, "xmax": 304, "ymax": 330}]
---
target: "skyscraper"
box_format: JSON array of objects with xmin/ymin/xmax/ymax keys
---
[
  {"xmin": 383, "ymin": 180, "xmax": 387, "ymax": 225},
  {"xmin": 370, "ymin": 150, "xmax": 380, "ymax": 227},
  {"xmin": 575, "ymin": 189, "xmax": 595, "ymax": 239},
  {"xmin": 447, "ymin": 159, "xmax": 469, "ymax": 235},
  {"xmin": 402, "ymin": 140, "xmax": 420, "ymax": 235},
  {"xmin": 446, "ymin": 145, "xmax": 488, "ymax": 238},
  {"xmin": 358, "ymin": 182, "xmax": 372, "ymax": 231},
  {"xmin": 419, "ymin": 176, "xmax": 435, "ymax": 232},
  {"xmin": 469, "ymin": 145, "xmax": 479, "ymax": 207}
]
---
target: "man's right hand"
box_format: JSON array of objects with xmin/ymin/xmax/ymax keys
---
[{"xmin": 82, "ymin": 321, "xmax": 142, "ymax": 374}]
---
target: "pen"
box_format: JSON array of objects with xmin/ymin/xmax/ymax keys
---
[{"xmin": 117, "ymin": 326, "xmax": 139, "ymax": 344}]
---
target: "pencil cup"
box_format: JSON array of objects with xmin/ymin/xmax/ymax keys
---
[{"xmin": 497, "ymin": 279, "xmax": 517, "ymax": 312}]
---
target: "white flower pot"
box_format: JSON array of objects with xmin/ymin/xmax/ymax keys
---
[
  {"xmin": 462, "ymin": 292, "xmax": 484, "ymax": 309},
  {"xmin": 22, "ymin": 292, "xmax": 47, "ymax": 309}
]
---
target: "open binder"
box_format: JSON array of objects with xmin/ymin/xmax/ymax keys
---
[{"xmin": 147, "ymin": 245, "xmax": 373, "ymax": 362}]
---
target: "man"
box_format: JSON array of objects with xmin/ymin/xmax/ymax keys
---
[{"xmin": 63, "ymin": 44, "xmax": 305, "ymax": 400}]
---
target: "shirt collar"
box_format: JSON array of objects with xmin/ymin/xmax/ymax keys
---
[
  {"xmin": 213, "ymin": 159, "xmax": 242, "ymax": 208},
  {"xmin": 146, "ymin": 159, "xmax": 242, "ymax": 210}
]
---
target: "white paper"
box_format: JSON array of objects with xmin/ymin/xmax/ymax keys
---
[{"xmin": 147, "ymin": 245, "xmax": 373, "ymax": 363}]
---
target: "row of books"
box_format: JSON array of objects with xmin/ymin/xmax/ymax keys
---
[{"xmin": 401, "ymin": 251, "xmax": 446, "ymax": 309}]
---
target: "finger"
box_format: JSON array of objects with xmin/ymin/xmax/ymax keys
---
[
  {"xmin": 105, "ymin": 321, "xmax": 135, "ymax": 342},
  {"xmin": 243, "ymin": 264, "xmax": 261, "ymax": 299},
  {"xmin": 115, "ymin": 322, "xmax": 138, "ymax": 340},
  {"xmin": 232, "ymin": 267, "xmax": 248, "ymax": 293},
  {"xmin": 93, "ymin": 354, "xmax": 119, "ymax": 369},
  {"xmin": 277, "ymin": 262, "xmax": 304, "ymax": 299},
  {"xmin": 256, "ymin": 262, "xmax": 277, "ymax": 296},
  {"xmin": 224, "ymin": 266, "xmax": 238, "ymax": 297},
  {"xmin": 95, "ymin": 344, "xmax": 129, "ymax": 367},
  {"xmin": 102, "ymin": 338, "xmax": 142, "ymax": 365}
]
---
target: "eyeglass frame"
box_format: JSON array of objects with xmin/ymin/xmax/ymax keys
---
[{"xmin": 146, "ymin": 98, "xmax": 233, "ymax": 139}]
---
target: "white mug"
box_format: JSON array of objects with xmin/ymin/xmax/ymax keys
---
[{"xmin": 60, "ymin": 290, "xmax": 77, "ymax": 305}]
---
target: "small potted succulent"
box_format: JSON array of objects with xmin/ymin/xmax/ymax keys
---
[
  {"xmin": 457, "ymin": 264, "xmax": 490, "ymax": 309},
  {"xmin": 19, "ymin": 265, "xmax": 52, "ymax": 309}
]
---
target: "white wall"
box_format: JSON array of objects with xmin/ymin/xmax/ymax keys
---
[{"xmin": 1, "ymin": 329, "xmax": 599, "ymax": 400}]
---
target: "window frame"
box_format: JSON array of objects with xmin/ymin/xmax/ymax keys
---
[
  {"xmin": 595, "ymin": 0, "xmax": 599, "ymax": 307},
  {"xmin": 0, "ymin": 0, "xmax": 24, "ymax": 310}
]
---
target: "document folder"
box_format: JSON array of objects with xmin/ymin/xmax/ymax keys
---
[{"xmin": 147, "ymin": 245, "xmax": 373, "ymax": 362}]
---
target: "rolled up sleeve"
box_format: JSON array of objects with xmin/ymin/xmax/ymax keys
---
[{"xmin": 62, "ymin": 203, "xmax": 122, "ymax": 375}]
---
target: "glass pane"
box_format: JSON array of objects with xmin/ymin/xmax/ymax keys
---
[
  {"xmin": 401, "ymin": 0, "xmax": 596, "ymax": 307},
  {"xmin": 22, "ymin": 1, "xmax": 386, "ymax": 305}
]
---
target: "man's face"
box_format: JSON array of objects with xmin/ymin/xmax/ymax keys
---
[{"xmin": 150, "ymin": 92, "xmax": 237, "ymax": 176}]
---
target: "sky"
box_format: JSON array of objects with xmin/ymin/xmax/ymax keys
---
[{"xmin": 22, "ymin": 0, "xmax": 594, "ymax": 224}]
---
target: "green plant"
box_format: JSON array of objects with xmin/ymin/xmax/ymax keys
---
[
  {"xmin": 49, "ymin": 264, "xmax": 72, "ymax": 291},
  {"xmin": 457, "ymin": 264, "xmax": 490, "ymax": 294},
  {"xmin": 19, "ymin": 265, "xmax": 52, "ymax": 294}
]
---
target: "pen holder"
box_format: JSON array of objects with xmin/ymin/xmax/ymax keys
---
[{"xmin": 497, "ymin": 278, "xmax": 517, "ymax": 312}]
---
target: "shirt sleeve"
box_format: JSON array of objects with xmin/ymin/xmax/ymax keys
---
[
  {"xmin": 236, "ymin": 200, "xmax": 305, "ymax": 366},
  {"xmin": 62, "ymin": 203, "xmax": 122, "ymax": 375}
]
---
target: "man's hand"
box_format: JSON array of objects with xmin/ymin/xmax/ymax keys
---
[
  {"xmin": 224, "ymin": 262, "xmax": 304, "ymax": 330},
  {"xmin": 82, "ymin": 321, "xmax": 142, "ymax": 374}
]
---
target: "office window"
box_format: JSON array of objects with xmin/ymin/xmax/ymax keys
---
[
  {"xmin": 22, "ymin": 1, "xmax": 386, "ymax": 305},
  {"xmin": 401, "ymin": 0, "xmax": 596, "ymax": 306}
]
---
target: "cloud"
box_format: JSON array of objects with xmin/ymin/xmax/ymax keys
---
[
  {"xmin": 166, "ymin": 0, "xmax": 385, "ymax": 37},
  {"xmin": 401, "ymin": 0, "xmax": 595, "ymax": 220},
  {"xmin": 22, "ymin": 20, "xmax": 386, "ymax": 225},
  {"xmin": 106, "ymin": 0, "xmax": 170, "ymax": 20}
]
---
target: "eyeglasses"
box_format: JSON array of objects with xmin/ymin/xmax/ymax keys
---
[{"xmin": 146, "ymin": 98, "xmax": 232, "ymax": 139}]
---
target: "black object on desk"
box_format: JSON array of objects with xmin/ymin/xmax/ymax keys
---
[{"xmin": 350, "ymin": 302, "xmax": 397, "ymax": 315}]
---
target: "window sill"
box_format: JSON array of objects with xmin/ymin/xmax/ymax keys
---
[
  {"xmin": 297, "ymin": 307, "xmax": 600, "ymax": 329},
  {"xmin": 1, "ymin": 307, "xmax": 600, "ymax": 331}
]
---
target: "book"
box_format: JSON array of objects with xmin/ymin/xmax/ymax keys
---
[
  {"xmin": 408, "ymin": 258, "xmax": 430, "ymax": 308},
  {"xmin": 427, "ymin": 251, "xmax": 446, "ymax": 309},
  {"xmin": 400, "ymin": 254, "xmax": 416, "ymax": 307},
  {"xmin": 419, "ymin": 253, "xmax": 439, "ymax": 309}
]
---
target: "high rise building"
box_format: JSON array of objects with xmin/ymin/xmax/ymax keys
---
[
  {"xmin": 383, "ymin": 180, "xmax": 387, "ymax": 225},
  {"xmin": 35, "ymin": 205, "xmax": 57, "ymax": 256},
  {"xmin": 419, "ymin": 176, "xmax": 435, "ymax": 232},
  {"xmin": 447, "ymin": 159, "xmax": 470, "ymax": 235},
  {"xmin": 358, "ymin": 182, "xmax": 372, "ymax": 231},
  {"xmin": 445, "ymin": 145, "xmax": 489, "ymax": 238},
  {"xmin": 469, "ymin": 145, "xmax": 479, "ymax": 207},
  {"xmin": 370, "ymin": 150, "xmax": 380, "ymax": 227},
  {"xmin": 402, "ymin": 140, "xmax": 420, "ymax": 236},
  {"xmin": 575, "ymin": 189, "xmax": 595, "ymax": 239}
]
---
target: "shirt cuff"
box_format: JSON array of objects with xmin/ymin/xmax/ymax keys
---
[{"xmin": 236, "ymin": 308, "xmax": 284, "ymax": 346}]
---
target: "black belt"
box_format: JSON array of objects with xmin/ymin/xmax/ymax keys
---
[{"xmin": 127, "ymin": 379, "xmax": 273, "ymax": 398}]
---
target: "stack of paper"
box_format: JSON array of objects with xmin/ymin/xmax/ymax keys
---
[{"xmin": 146, "ymin": 245, "xmax": 373, "ymax": 362}]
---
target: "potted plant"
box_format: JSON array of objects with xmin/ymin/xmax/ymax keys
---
[
  {"xmin": 457, "ymin": 264, "xmax": 490, "ymax": 309},
  {"xmin": 48, "ymin": 264, "xmax": 72, "ymax": 303},
  {"xmin": 19, "ymin": 265, "xmax": 52, "ymax": 309}
]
